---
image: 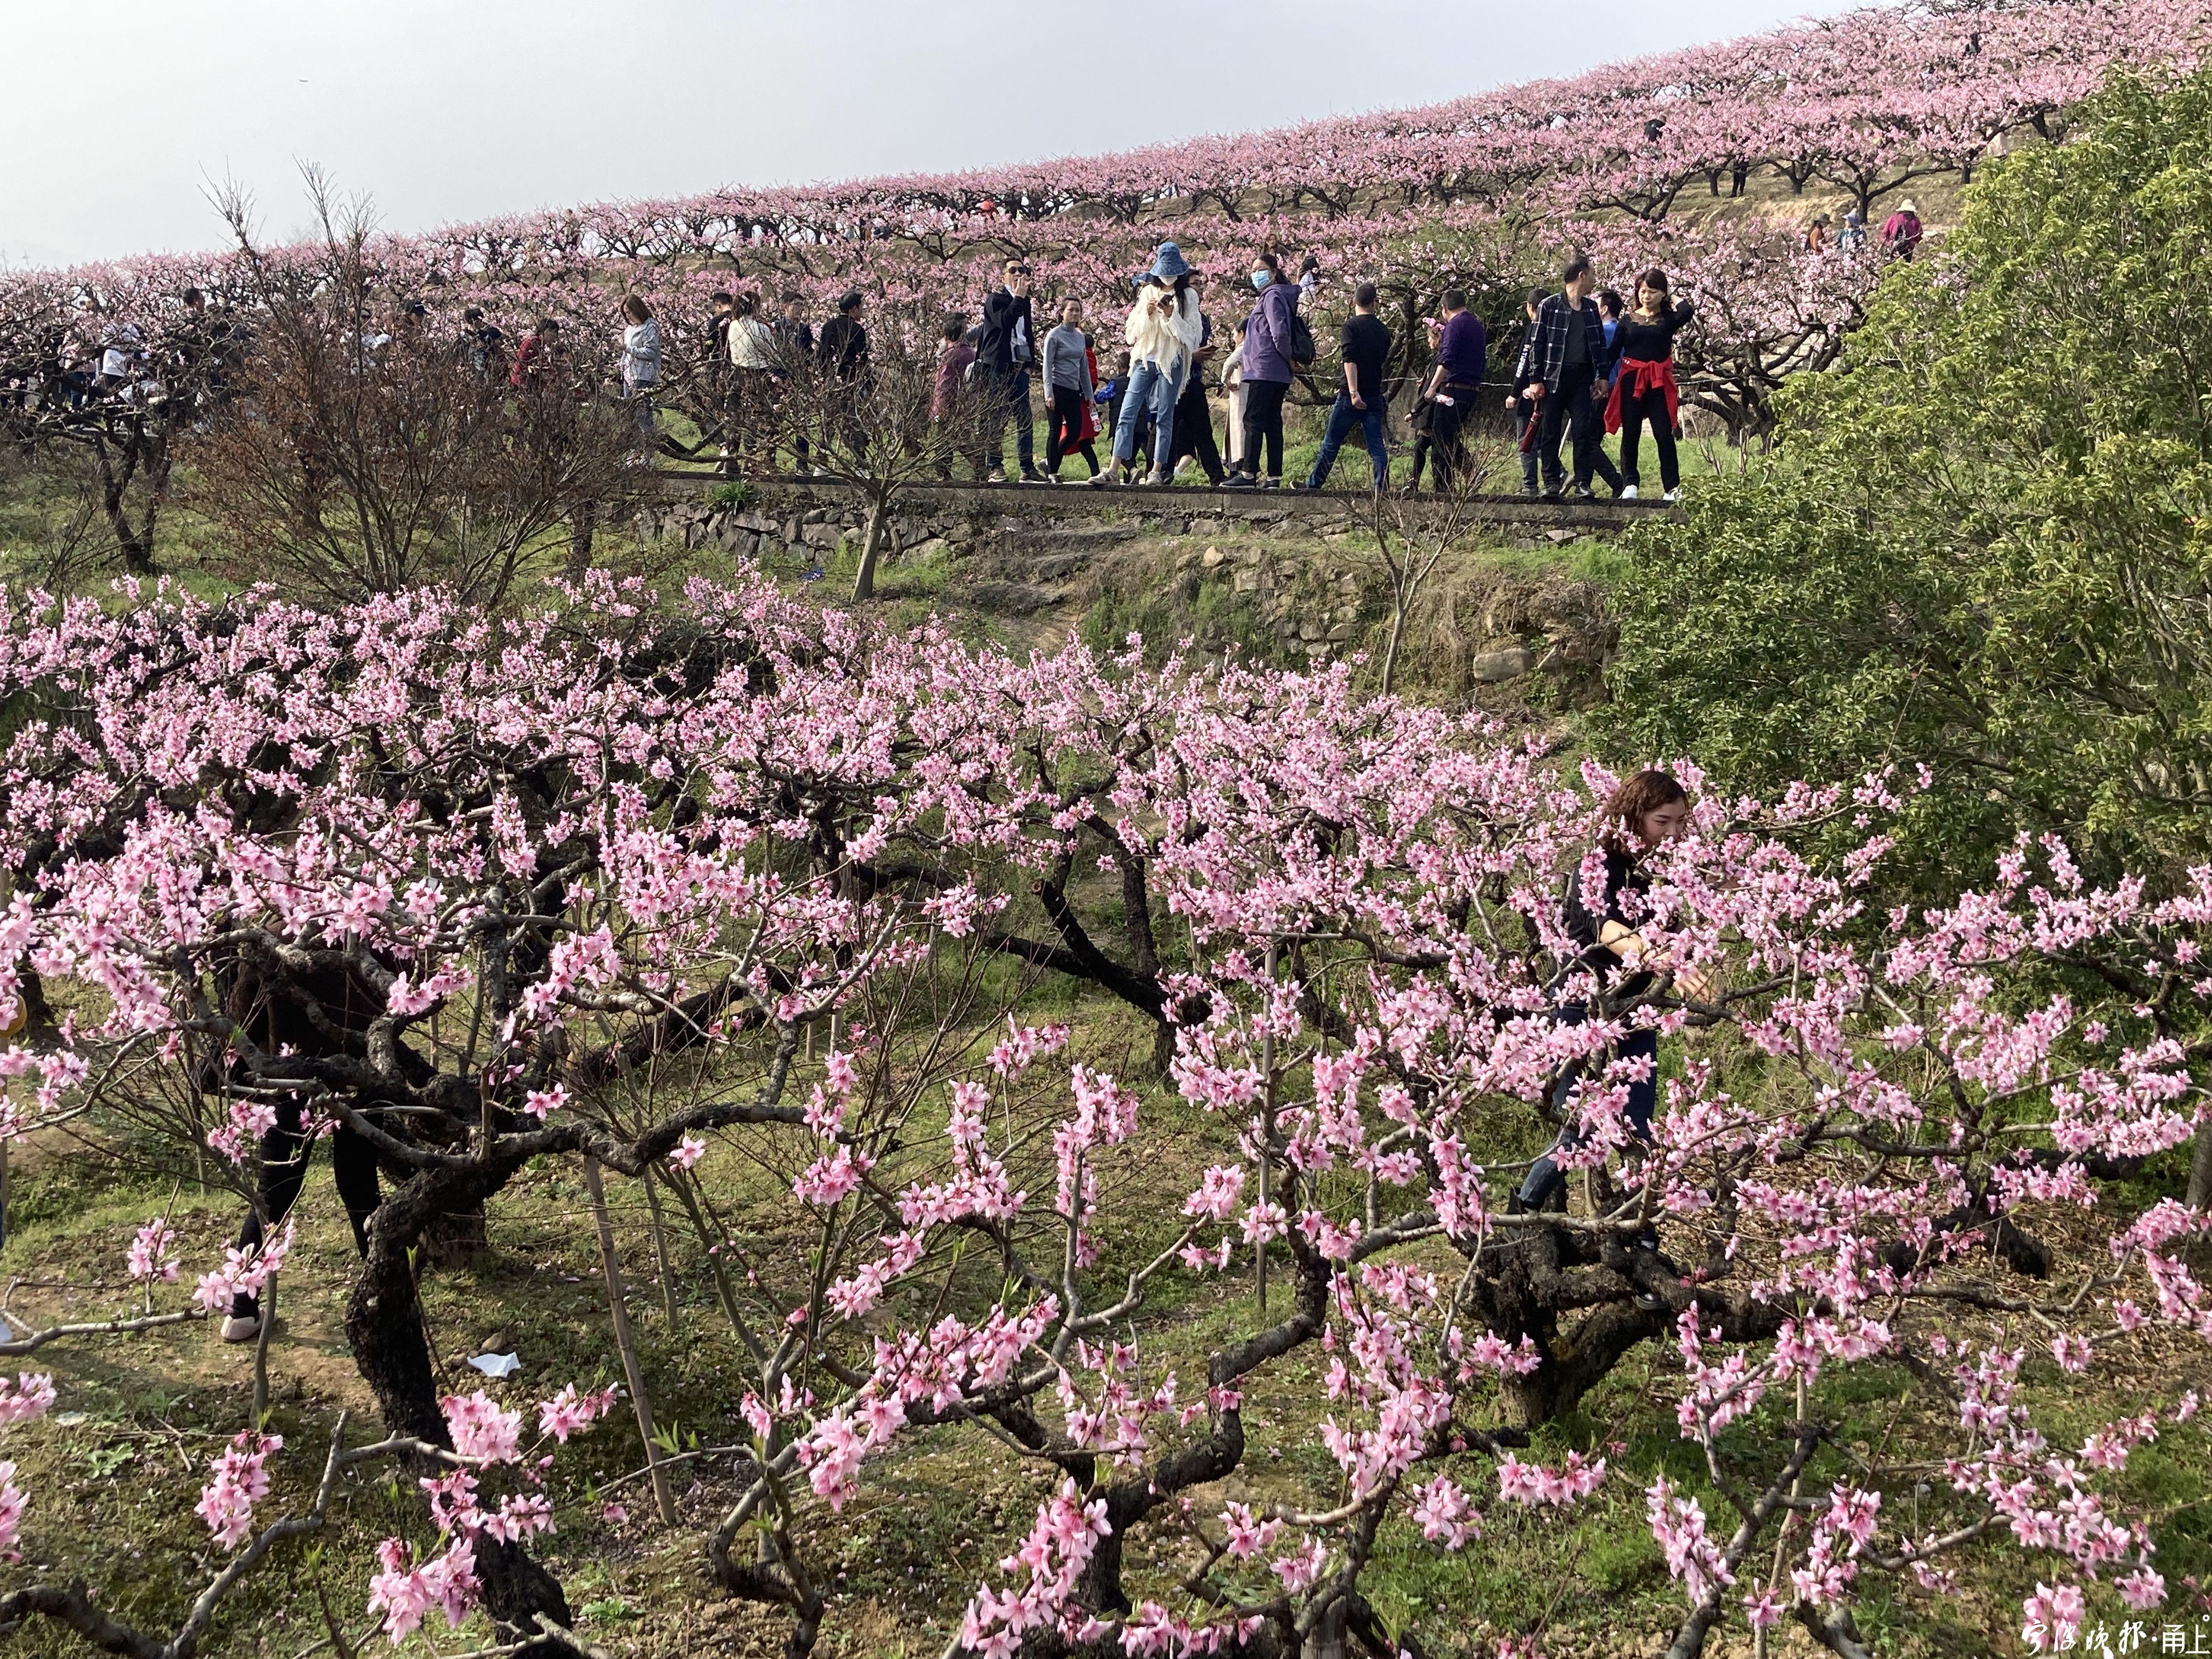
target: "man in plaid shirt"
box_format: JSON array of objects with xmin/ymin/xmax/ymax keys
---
[{"xmin": 1517, "ymin": 257, "xmax": 1625, "ymax": 499}]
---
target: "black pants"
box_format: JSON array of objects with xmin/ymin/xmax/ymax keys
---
[
  {"xmin": 932, "ymin": 426, "xmax": 991, "ymax": 481},
  {"xmin": 233, "ymin": 1097, "xmax": 382, "ymax": 1317},
  {"xmin": 1167, "ymin": 378, "xmax": 1224, "ymax": 484},
  {"xmin": 1536, "ymin": 364, "xmax": 1621, "ymax": 493},
  {"xmin": 1238, "ymin": 379, "xmax": 1290, "ymax": 478},
  {"xmin": 1429, "ymin": 386, "xmax": 1480, "ymax": 492},
  {"xmin": 1046, "ymin": 385, "xmax": 1099, "ymax": 476},
  {"xmin": 1516, "ymin": 1010, "xmax": 1660, "ymax": 1212},
  {"xmin": 1617, "ymin": 386, "xmax": 1679, "ymax": 491},
  {"xmin": 984, "ymin": 373, "xmax": 1035, "ymax": 476},
  {"xmin": 1515, "ymin": 399, "xmax": 1542, "ymax": 493},
  {"xmin": 727, "ymin": 368, "xmax": 772, "ymax": 467}
]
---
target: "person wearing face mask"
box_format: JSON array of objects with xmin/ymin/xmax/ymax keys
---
[
  {"xmin": 1096, "ymin": 243, "xmax": 1204, "ymax": 487},
  {"xmin": 1226, "ymin": 251, "xmax": 1301, "ymax": 488}
]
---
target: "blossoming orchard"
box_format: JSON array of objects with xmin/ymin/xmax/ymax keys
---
[{"xmin": 0, "ymin": 2, "xmax": 2209, "ymax": 1657}]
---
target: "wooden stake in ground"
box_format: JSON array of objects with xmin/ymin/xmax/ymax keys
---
[{"xmin": 583, "ymin": 1154, "xmax": 679, "ymax": 1526}]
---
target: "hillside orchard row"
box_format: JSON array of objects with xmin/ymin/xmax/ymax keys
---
[{"xmin": 4, "ymin": 0, "xmax": 2208, "ymax": 441}]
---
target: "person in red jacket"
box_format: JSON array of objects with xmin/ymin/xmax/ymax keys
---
[
  {"xmin": 1880, "ymin": 199, "xmax": 1924, "ymax": 261},
  {"xmin": 509, "ymin": 317, "xmax": 562, "ymax": 390},
  {"xmin": 1602, "ymin": 268, "xmax": 1695, "ymax": 502}
]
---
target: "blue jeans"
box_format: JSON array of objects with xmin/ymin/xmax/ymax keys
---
[
  {"xmin": 1516, "ymin": 1005, "xmax": 1659, "ymax": 1211},
  {"xmin": 1306, "ymin": 392, "xmax": 1388, "ymax": 489},
  {"xmin": 1113, "ymin": 358, "xmax": 1182, "ymax": 470}
]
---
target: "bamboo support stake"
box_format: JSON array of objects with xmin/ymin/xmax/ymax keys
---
[
  {"xmin": 583, "ymin": 1155, "xmax": 679, "ymax": 1526},
  {"xmin": 640, "ymin": 1166, "xmax": 681, "ymax": 1328}
]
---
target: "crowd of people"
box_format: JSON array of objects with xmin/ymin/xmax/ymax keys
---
[
  {"xmin": 12, "ymin": 221, "xmax": 1876, "ymax": 503},
  {"xmin": 686, "ymin": 239, "xmax": 1713, "ymax": 499}
]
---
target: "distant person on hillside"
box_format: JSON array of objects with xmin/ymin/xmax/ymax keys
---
[
  {"xmin": 1881, "ymin": 199, "xmax": 1923, "ymax": 260},
  {"xmin": 1419, "ymin": 289, "xmax": 1487, "ymax": 492},
  {"xmin": 1502, "ymin": 288, "xmax": 1547, "ymax": 496},
  {"xmin": 1837, "ymin": 208, "xmax": 1868, "ymax": 252},
  {"xmin": 933, "ymin": 313, "xmax": 986, "ymax": 481},
  {"xmin": 976, "ymin": 259, "xmax": 1042, "ymax": 483},
  {"xmin": 1218, "ymin": 318, "xmax": 1249, "ymax": 475},
  {"xmin": 1301, "ymin": 281, "xmax": 1392, "ymax": 492},
  {"xmin": 1604, "ymin": 267, "xmax": 1695, "ymax": 503},
  {"xmin": 726, "ymin": 292, "xmax": 778, "ymax": 470},
  {"xmin": 774, "ymin": 291, "xmax": 814, "ymax": 473},
  {"xmin": 1166, "ymin": 291, "xmax": 1226, "ymax": 485},
  {"xmin": 1403, "ymin": 315, "xmax": 1444, "ymax": 490},
  {"xmin": 1097, "ymin": 244, "xmax": 1203, "ymax": 487},
  {"xmin": 510, "ymin": 317, "xmax": 563, "ymax": 392},
  {"xmin": 1806, "ymin": 213, "xmax": 1832, "ymax": 253},
  {"xmin": 1080, "ymin": 333, "xmax": 1104, "ymax": 461},
  {"xmin": 708, "ymin": 291, "xmax": 737, "ymax": 465},
  {"xmin": 619, "ymin": 295, "xmax": 661, "ymax": 444},
  {"xmin": 1227, "ymin": 251, "xmax": 1300, "ymax": 488},
  {"xmin": 1523, "ymin": 257, "xmax": 1624, "ymax": 499},
  {"xmin": 1299, "ymin": 253, "xmax": 1322, "ymax": 303},
  {"xmin": 1043, "ymin": 296, "xmax": 1100, "ymax": 480},
  {"xmin": 817, "ymin": 290, "xmax": 870, "ymax": 466},
  {"xmin": 460, "ymin": 306, "xmax": 506, "ymax": 382}
]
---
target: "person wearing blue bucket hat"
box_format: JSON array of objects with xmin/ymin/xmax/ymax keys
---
[{"xmin": 1095, "ymin": 242, "xmax": 1204, "ymax": 487}]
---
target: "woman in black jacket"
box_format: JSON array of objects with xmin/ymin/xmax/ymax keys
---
[
  {"xmin": 1603, "ymin": 268, "xmax": 1695, "ymax": 501},
  {"xmin": 1516, "ymin": 769, "xmax": 1712, "ymax": 1228}
]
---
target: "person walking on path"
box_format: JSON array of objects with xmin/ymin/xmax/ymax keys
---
[
  {"xmin": 1226, "ymin": 251, "xmax": 1301, "ymax": 487},
  {"xmin": 1881, "ymin": 198, "xmax": 1924, "ymax": 260},
  {"xmin": 1097, "ymin": 244, "xmax": 1203, "ymax": 487},
  {"xmin": 1301, "ymin": 282, "xmax": 1392, "ymax": 491},
  {"xmin": 1218, "ymin": 318, "xmax": 1249, "ymax": 474},
  {"xmin": 976, "ymin": 259, "xmax": 1042, "ymax": 482},
  {"xmin": 1603, "ymin": 268, "xmax": 1694, "ymax": 503},
  {"xmin": 1402, "ymin": 315, "xmax": 1443, "ymax": 490},
  {"xmin": 1502, "ymin": 289, "xmax": 1546, "ymax": 496},
  {"xmin": 1042, "ymin": 297, "xmax": 1100, "ymax": 480},
  {"xmin": 1165, "ymin": 296, "xmax": 1226, "ymax": 484},
  {"xmin": 774, "ymin": 291, "xmax": 815, "ymax": 473},
  {"xmin": 933, "ymin": 313, "xmax": 989, "ymax": 480},
  {"xmin": 1523, "ymin": 258, "xmax": 1623, "ymax": 499},
  {"xmin": 1837, "ymin": 208, "xmax": 1868, "ymax": 252},
  {"xmin": 725, "ymin": 292, "xmax": 778, "ymax": 470},
  {"xmin": 1418, "ymin": 289, "xmax": 1488, "ymax": 493},
  {"xmin": 816, "ymin": 291, "xmax": 870, "ymax": 466}
]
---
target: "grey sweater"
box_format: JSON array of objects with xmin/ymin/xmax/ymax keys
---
[{"xmin": 1043, "ymin": 324, "xmax": 1093, "ymax": 396}]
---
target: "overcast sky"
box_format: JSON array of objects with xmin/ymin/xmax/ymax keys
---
[{"xmin": 5, "ymin": 0, "xmax": 1861, "ymax": 269}]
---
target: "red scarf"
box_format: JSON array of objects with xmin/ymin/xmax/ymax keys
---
[{"xmin": 1605, "ymin": 357, "xmax": 1679, "ymax": 435}]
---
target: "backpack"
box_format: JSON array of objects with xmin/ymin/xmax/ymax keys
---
[{"xmin": 1289, "ymin": 308, "xmax": 1317, "ymax": 369}]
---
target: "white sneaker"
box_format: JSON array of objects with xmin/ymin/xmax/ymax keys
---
[
  {"xmin": 221, "ymin": 1313, "xmax": 260, "ymax": 1344},
  {"xmin": 1618, "ymin": 484, "xmax": 1639, "ymax": 500},
  {"xmin": 1664, "ymin": 487, "xmax": 1683, "ymax": 503}
]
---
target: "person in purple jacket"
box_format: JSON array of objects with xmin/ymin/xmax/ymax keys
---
[
  {"xmin": 1226, "ymin": 251, "xmax": 1301, "ymax": 488},
  {"xmin": 1418, "ymin": 288, "xmax": 1488, "ymax": 492}
]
